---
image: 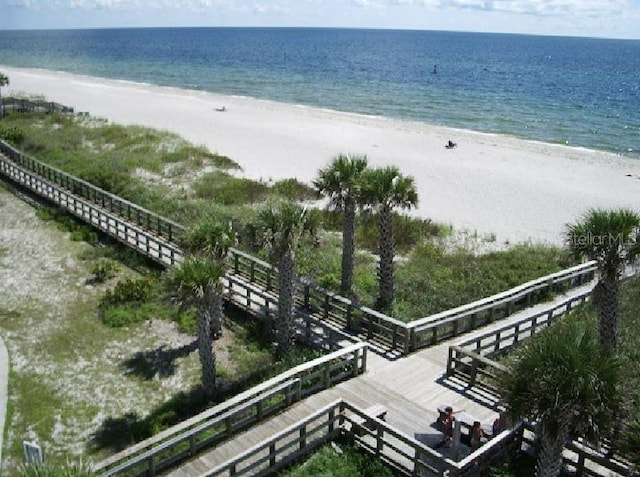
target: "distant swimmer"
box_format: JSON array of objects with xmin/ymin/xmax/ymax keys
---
[{"xmin": 433, "ymin": 64, "xmax": 437, "ymax": 74}]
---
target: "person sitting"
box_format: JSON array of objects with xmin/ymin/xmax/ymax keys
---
[{"xmin": 445, "ymin": 140, "xmax": 457, "ymax": 149}]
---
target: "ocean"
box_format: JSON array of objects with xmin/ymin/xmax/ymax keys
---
[{"xmin": 0, "ymin": 27, "xmax": 638, "ymax": 159}]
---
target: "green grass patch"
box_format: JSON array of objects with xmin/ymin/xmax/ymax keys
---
[{"xmin": 281, "ymin": 442, "xmax": 400, "ymax": 477}]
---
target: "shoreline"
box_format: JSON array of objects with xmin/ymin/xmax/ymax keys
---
[{"xmin": 2, "ymin": 65, "xmax": 640, "ymax": 245}]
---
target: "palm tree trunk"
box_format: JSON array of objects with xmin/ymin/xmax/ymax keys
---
[
  {"xmin": 536, "ymin": 415, "xmax": 572, "ymax": 477},
  {"xmin": 276, "ymin": 250, "xmax": 296, "ymax": 356},
  {"xmin": 340, "ymin": 197, "xmax": 356, "ymax": 296},
  {"xmin": 377, "ymin": 205, "xmax": 395, "ymax": 311},
  {"xmin": 594, "ymin": 275, "xmax": 619, "ymax": 352},
  {"xmin": 209, "ymin": 289, "xmax": 224, "ymax": 338},
  {"xmin": 197, "ymin": 298, "xmax": 216, "ymax": 397}
]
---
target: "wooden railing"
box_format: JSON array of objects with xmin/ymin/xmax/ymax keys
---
[
  {"xmin": 2, "ymin": 97, "xmax": 74, "ymax": 114},
  {"xmin": 0, "ymin": 153, "xmax": 181, "ymax": 265},
  {"xmin": 0, "ymin": 138, "xmax": 598, "ymax": 356},
  {"xmin": 407, "ymin": 261, "xmax": 596, "ymax": 351},
  {"xmin": 446, "ymin": 291, "xmax": 591, "ymax": 392},
  {"xmin": 94, "ymin": 343, "xmax": 368, "ymax": 477},
  {"xmin": 200, "ymin": 400, "xmax": 531, "ymax": 477},
  {"xmin": 520, "ymin": 423, "xmax": 633, "ymax": 477},
  {"xmin": 0, "ymin": 140, "xmax": 184, "ymax": 245},
  {"xmin": 456, "ymin": 290, "xmax": 591, "ymax": 358},
  {"xmin": 199, "ymin": 400, "xmax": 344, "ymax": 477}
]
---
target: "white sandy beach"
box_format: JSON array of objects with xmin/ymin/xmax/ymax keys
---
[{"xmin": 2, "ymin": 66, "xmax": 639, "ymax": 245}]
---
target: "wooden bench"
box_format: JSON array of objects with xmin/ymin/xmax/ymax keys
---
[{"xmin": 351, "ymin": 404, "xmax": 388, "ymax": 436}]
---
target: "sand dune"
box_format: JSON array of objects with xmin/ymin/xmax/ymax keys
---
[{"xmin": 3, "ymin": 65, "xmax": 639, "ymax": 245}]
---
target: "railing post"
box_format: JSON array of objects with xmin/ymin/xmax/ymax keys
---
[
  {"xmin": 361, "ymin": 345, "xmax": 368, "ymax": 373},
  {"xmin": 148, "ymin": 455, "xmax": 156, "ymax": 477},
  {"xmin": 269, "ymin": 443, "xmax": 276, "ymax": 467},
  {"xmin": 299, "ymin": 425, "xmax": 307, "ymax": 449},
  {"xmin": 446, "ymin": 347, "xmax": 454, "ymax": 376},
  {"xmin": 324, "ymin": 363, "xmax": 331, "ymax": 389},
  {"xmin": 376, "ymin": 425, "xmax": 384, "ymax": 455},
  {"xmin": 323, "ymin": 294, "xmax": 330, "ymax": 319},
  {"xmin": 470, "ymin": 360, "xmax": 478, "ymax": 387},
  {"xmin": 576, "ymin": 452, "xmax": 585, "ymax": 477},
  {"xmin": 189, "ymin": 434, "xmax": 197, "ymax": 456},
  {"xmin": 329, "ymin": 408, "xmax": 335, "ymax": 433}
]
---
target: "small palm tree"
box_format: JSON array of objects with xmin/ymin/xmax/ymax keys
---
[
  {"xmin": 165, "ymin": 256, "xmax": 225, "ymax": 397},
  {"xmin": 361, "ymin": 165, "xmax": 418, "ymax": 312},
  {"xmin": 313, "ymin": 154, "xmax": 369, "ymax": 296},
  {"xmin": 565, "ymin": 208, "xmax": 640, "ymax": 351},
  {"xmin": 258, "ymin": 201, "xmax": 313, "ymax": 356},
  {"xmin": 0, "ymin": 72, "xmax": 9, "ymax": 120},
  {"xmin": 498, "ymin": 319, "xmax": 621, "ymax": 477},
  {"xmin": 179, "ymin": 220, "xmax": 236, "ymax": 337}
]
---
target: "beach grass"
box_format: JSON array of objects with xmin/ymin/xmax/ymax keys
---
[{"xmin": 0, "ymin": 107, "xmax": 575, "ymax": 321}]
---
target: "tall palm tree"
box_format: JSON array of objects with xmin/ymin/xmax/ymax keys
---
[
  {"xmin": 0, "ymin": 72, "xmax": 9, "ymax": 120},
  {"xmin": 565, "ymin": 208, "xmax": 640, "ymax": 351},
  {"xmin": 258, "ymin": 201, "xmax": 313, "ymax": 356},
  {"xmin": 179, "ymin": 220, "xmax": 236, "ymax": 337},
  {"xmin": 313, "ymin": 154, "xmax": 368, "ymax": 296},
  {"xmin": 498, "ymin": 319, "xmax": 621, "ymax": 477},
  {"xmin": 165, "ymin": 256, "xmax": 225, "ymax": 397},
  {"xmin": 361, "ymin": 165, "xmax": 418, "ymax": 312}
]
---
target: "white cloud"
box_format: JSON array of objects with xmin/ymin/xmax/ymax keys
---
[{"xmin": 352, "ymin": 0, "xmax": 631, "ymax": 16}]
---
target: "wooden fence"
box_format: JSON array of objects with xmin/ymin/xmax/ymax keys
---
[
  {"xmin": 0, "ymin": 152, "xmax": 181, "ymax": 265},
  {"xmin": 198, "ymin": 399, "xmax": 527, "ymax": 477},
  {"xmin": 0, "ymin": 138, "xmax": 598, "ymax": 356},
  {"xmin": 2, "ymin": 97, "xmax": 74, "ymax": 114},
  {"xmin": 94, "ymin": 343, "xmax": 368, "ymax": 477},
  {"xmin": 196, "ymin": 402, "xmax": 634, "ymax": 477},
  {"xmin": 407, "ymin": 261, "xmax": 595, "ymax": 351},
  {"xmin": 0, "ymin": 140, "xmax": 184, "ymax": 245},
  {"xmin": 520, "ymin": 423, "xmax": 633, "ymax": 477},
  {"xmin": 445, "ymin": 290, "xmax": 592, "ymax": 392}
]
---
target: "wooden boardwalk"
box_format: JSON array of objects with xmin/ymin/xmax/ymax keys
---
[
  {"xmin": 1, "ymin": 140, "xmax": 615, "ymax": 475},
  {"xmin": 165, "ymin": 282, "xmax": 595, "ymax": 477}
]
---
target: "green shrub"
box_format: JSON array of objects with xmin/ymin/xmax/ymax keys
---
[
  {"xmin": 284, "ymin": 443, "xmax": 398, "ymax": 477},
  {"xmin": 90, "ymin": 259, "xmax": 119, "ymax": 283},
  {"xmin": 17, "ymin": 460, "xmax": 95, "ymax": 477},
  {"xmin": 99, "ymin": 277, "xmax": 154, "ymax": 308},
  {"xmin": 193, "ymin": 171, "xmax": 268, "ymax": 205},
  {"xmin": 0, "ymin": 124, "xmax": 25, "ymax": 145},
  {"xmin": 271, "ymin": 178, "xmax": 318, "ymax": 201}
]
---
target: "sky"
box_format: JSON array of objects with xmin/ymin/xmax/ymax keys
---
[{"xmin": 1, "ymin": 0, "xmax": 640, "ymax": 40}]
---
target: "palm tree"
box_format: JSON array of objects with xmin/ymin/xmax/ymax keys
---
[
  {"xmin": 565, "ymin": 208, "xmax": 640, "ymax": 351},
  {"xmin": 361, "ymin": 165, "xmax": 418, "ymax": 312},
  {"xmin": 0, "ymin": 72, "xmax": 9, "ymax": 120},
  {"xmin": 179, "ymin": 220, "xmax": 236, "ymax": 337},
  {"xmin": 498, "ymin": 318, "xmax": 621, "ymax": 477},
  {"xmin": 313, "ymin": 154, "xmax": 368, "ymax": 296},
  {"xmin": 258, "ymin": 201, "xmax": 313, "ymax": 356},
  {"xmin": 165, "ymin": 256, "xmax": 225, "ymax": 397}
]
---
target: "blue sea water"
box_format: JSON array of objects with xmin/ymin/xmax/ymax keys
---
[{"xmin": 0, "ymin": 27, "xmax": 638, "ymax": 159}]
